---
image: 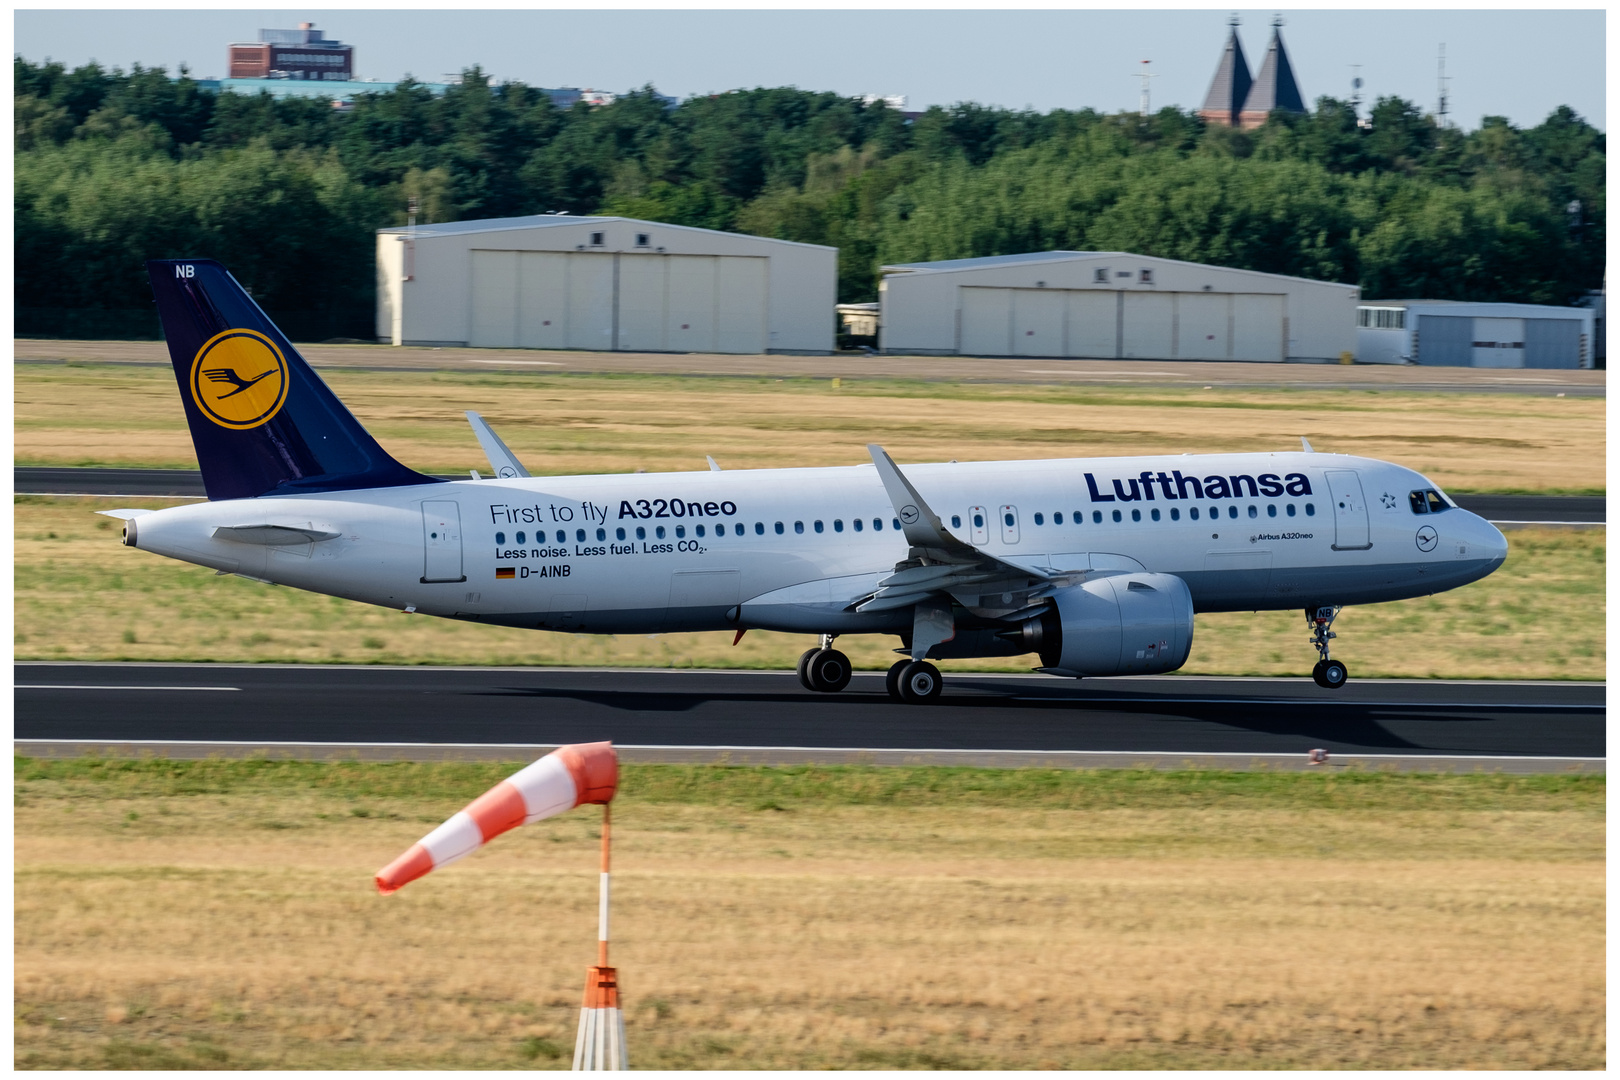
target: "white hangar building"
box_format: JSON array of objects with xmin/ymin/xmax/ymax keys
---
[
  {"xmin": 877, "ymin": 251, "xmax": 1358, "ymax": 362},
  {"xmin": 1355, "ymin": 299, "xmax": 1595, "ymax": 368},
  {"xmin": 376, "ymin": 216, "xmax": 836, "ymax": 354}
]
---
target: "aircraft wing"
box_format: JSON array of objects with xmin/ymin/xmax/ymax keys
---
[
  {"xmin": 465, "ymin": 411, "xmax": 531, "ymax": 479},
  {"xmin": 859, "ymin": 445, "xmax": 1080, "ymax": 618}
]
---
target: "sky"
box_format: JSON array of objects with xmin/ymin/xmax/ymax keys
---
[{"xmin": 11, "ymin": 7, "xmax": 1606, "ymax": 131}]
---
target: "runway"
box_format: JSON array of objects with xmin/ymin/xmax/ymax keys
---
[
  {"xmin": 10, "ymin": 468, "xmax": 1609, "ymax": 526},
  {"xmin": 14, "ymin": 664, "xmax": 1604, "ymax": 770}
]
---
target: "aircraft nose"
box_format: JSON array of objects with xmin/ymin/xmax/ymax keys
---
[{"xmin": 1472, "ymin": 512, "xmax": 1509, "ymax": 566}]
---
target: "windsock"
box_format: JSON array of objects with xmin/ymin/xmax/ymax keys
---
[{"xmin": 375, "ymin": 741, "xmax": 617, "ymax": 894}]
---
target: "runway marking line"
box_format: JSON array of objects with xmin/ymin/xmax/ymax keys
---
[{"xmin": 17, "ymin": 684, "xmax": 241, "ymax": 692}]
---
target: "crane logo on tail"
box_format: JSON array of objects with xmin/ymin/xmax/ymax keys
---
[{"xmin": 188, "ymin": 329, "xmax": 289, "ymax": 429}]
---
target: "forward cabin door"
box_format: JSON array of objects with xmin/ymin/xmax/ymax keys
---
[
  {"xmin": 1325, "ymin": 470, "xmax": 1372, "ymax": 551},
  {"xmin": 422, "ymin": 501, "xmax": 466, "ymax": 582}
]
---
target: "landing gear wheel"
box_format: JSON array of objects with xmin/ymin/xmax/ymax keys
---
[
  {"xmin": 806, "ymin": 649, "xmax": 852, "ymax": 693},
  {"xmin": 1314, "ymin": 659, "xmax": 1348, "ymax": 690},
  {"xmin": 895, "ymin": 660, "xmax": 943, "ymax": 704},
  {"xmin": 796, "ymin": 648, "xmax": 820, "ymax": 691},
  {"xmin": 885, "ymin": 660, "xmax": 910, "ymax": 700}
]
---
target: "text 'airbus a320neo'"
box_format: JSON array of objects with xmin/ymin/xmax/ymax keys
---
[{"xmin": 107, "ymin": 259, "xmax": 1508, "ymax": 702}]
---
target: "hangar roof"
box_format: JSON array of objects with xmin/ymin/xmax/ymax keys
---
[
  {"xmin": 377, "ymin": 214, "xmax": 834, "ymax": 250},
  {"xmin": 881, "ymin": 250, "xmax": 1356, "ymax": 291}
]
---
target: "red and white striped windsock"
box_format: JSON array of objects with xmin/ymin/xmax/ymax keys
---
[{"xmin": 375, "ymin": 741, "xmax": 617, "ymax": 894}]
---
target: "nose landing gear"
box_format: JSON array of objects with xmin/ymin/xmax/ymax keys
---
[{"xmin": 1307, "ymin": 606, "xmax": 1348, "ymax": 689}]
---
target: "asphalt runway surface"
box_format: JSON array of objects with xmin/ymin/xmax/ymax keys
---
[
  {"xmin": 15, "ymin": 467, "xmax": 1605, "ymax": 525},
  {"xmin": 14, "ymin": 664, "xmax": 1604, "ymax": 762}
]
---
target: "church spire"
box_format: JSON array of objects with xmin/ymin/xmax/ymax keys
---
[
  {"xmin": 1198, "ymin": 14, "xmax": 1253, "ymax": 128},
  {"xmin": 1238, "ymin": 15, "xmax": 1307, "ymax": 128}
]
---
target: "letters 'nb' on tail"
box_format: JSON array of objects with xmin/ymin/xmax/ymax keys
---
[{"xmin": 146, "ymin": 259, "xmax": 440, "ymax": 501}]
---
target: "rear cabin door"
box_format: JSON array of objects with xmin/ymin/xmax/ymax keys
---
[
  {"xmin": 422, "ymin": 501, "xmax": 466, "ymax": 582},
  {"xmin": 1325, "ymin": 470, "xmax": 1372, "ymax": 551}
]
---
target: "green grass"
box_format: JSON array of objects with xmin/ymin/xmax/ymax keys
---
[{"xmin": 17, "ymin": 757, "xmax": 1603, "ymax": 814}]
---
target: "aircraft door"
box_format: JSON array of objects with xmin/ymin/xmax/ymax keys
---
[
  {"xmin": 422, "ymin": 500, "xmax": 466, "ymax": 582},
  {"xmin": 968, "ymin": 506, "xmax": 989, "ymax": 546},
  {"xmin": 1325, "ymin": 470, "xmax": 1372, "ymax": 551},
  {"xmin": 999, "ymin": 505, "xmax": 1020, "ymax": 544}
]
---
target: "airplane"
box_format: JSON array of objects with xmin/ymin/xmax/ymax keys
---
[{"xmin": 104, "ymin": 259, "xmax": 1509, "ymax": 703}]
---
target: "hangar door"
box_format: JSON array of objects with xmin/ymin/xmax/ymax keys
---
[
  {"xmin": 1524, "ymin": 317, "xmax": 1581, "ymax": 369},
  {"xmin": 957, "ymin": 287, "xmax": 1286, "ymax": 360},
  {"xmin": 1413, "ymin": 314, "xmax": 1472, "ymax": 366},
  {"xmin": 469, "ymin": 251, "xmax": 767, "ymax": 354},
  {"xmin": 470, "ymin": 251, "xmax": 614, "ymax": 350}
]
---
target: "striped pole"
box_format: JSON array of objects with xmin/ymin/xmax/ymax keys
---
[{"xmin": 573, "ymin": 802, "xmax": 628, "ymax": 1070}]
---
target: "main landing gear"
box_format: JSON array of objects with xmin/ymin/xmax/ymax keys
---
[
  {"xmin": 797, "ymin": 635, "xmax": 852, "ymax": 693},
  {"xmin": 886, "ymin": 659, "xmax": 942, "ymax": 704},
  {"xmin": 1307, "ymin": 605, "xmax": 1348, "ymax": 689}
]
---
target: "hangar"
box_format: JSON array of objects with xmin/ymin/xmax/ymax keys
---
[
  {"xmin": 1354, "ymin": 300, "xmax": 1596, "ymax": 368},
  {"xmin": 877, "ymin": 251, "xmax": 1357, "ymax": 362},
  {"xmin": 376, "ymin": 215, "xmax": 835, "ymax": 354}
]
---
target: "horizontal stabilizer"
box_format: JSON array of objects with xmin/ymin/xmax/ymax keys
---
[
  {"xmin": 212, "ymin": 524, "xmax": 342, "ymax": 545},
  {"xmin": 465, "ymin": 411, "xmax": 531, "ymax": 478}
]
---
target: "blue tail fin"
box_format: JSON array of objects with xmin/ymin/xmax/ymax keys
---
[{"xmin": 147, "ymin": 259, "xmax": 440, "ymax": 501}]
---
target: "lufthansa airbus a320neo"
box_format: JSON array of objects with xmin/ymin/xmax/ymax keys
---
[{"xmin": 106, "ymin": 259, "xmax": 1508, "ymax": 702}]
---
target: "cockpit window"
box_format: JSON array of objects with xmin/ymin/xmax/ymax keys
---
[{"xmin": 1410, "ymin": 489, "xmax": 1450, "ymax": 514}]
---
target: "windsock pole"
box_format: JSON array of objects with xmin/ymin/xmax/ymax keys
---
[{"xmin": 574, "ymin": 802, "xmax": 628, "ymax": 1070}]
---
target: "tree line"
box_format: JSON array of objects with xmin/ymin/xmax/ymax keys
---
[{"xmin": 14, "ymin": 57, "xmax": 1605, "ymax": 340}]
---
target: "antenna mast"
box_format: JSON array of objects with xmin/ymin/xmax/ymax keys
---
[
  {"xmin": 1437, "ymin": 43, "xmax": 1450, "ymax": 128},
  {"xmin": 1137, "ymin": 59, "xmax": 1157, "ymax": 117}
]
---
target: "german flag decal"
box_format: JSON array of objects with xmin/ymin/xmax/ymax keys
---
[{"xmin": 496, "ymin": 567, "xmax": 516, "ymax": 579}]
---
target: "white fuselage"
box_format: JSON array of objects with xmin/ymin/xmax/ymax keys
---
[{"xmin": 125, "ymin": 451, "xmax": 1508, "ymax": 641}]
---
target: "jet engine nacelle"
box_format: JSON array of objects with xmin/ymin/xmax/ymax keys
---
[{"xmin": 1032, "ymin": 572, "xmax": 1194, "ymax": 677}]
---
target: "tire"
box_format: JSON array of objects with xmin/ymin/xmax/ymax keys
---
[
  {"xmin": 1311, "ymin": 660, "xmax": 1326, "ymax": 686},
  {"xmin": 895, "ymin": 660, "xmax": 943, "ymax": 704},
  {"xmin": 885, "ymin": 659, "xmax": 910, "ymax": 700},
  {"xmin": 796, "ymin": 648, "xmax": 821, "ymax": 692},
  {"xmin": 1317, "ymin": 659, "xmax": 1348, "ymax": 690},
  {"xmin": 808, "ymin": 648, "xmax": 852, "ymax": 693}
]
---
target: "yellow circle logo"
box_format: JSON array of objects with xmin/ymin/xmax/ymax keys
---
[{"xmin": 189, "ymin": 329, "xmax": 289, "ymax": 429}]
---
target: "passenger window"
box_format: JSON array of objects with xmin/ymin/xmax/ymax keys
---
[
  {"xmin": 795, "ymin": 521, "xmax": 804, "ymax": 534},
  {"xmin": 852, "ymin": 518, "xmax": 863, "ymax": 532},
  {"xmin": 1150, "ymin": 508, "xmax": 1160, "ymax": 521},
  {"xmin": 1112, "ymin": 510, "xmax": 1122, "ymax": 523},
  {"xmin": 775, "ymin": 522, "xmax": 784, "ymax": 534},
  {"xmin": 1189, "ymin": 507, "xmax": 1199, "ymax": 520},
  {"xmin": 873, "ymin": 518, "xmax": 883, "ymax": 530},
  {"xmin": 1305, "ymin": 504, "xmax": 1316, "ymax": 516},
  {"xmin": 1247, "ymin": 506, "xmax": 1258, "ymax": 519},
  {"xmin": 597, "ymin": 527, "xmax": 607, "ymax": 540},
  {"xmin": 814, "ymin": 520, "xmax": 824, "ymax": 533},
  {"xmin": 556, "ymin": 530, "xmax": 566, "ymax": 543},
  {"xmin": 1170, "ymin": 508, "xmax": 1179, "ymax": 521},
  {"xmin": 616, "ymin": 527, "xmax": 626, "ymax": 540},
  {"xmin": 1094, "ymin": 511, "xmax": 1103, "ymax": 523},
  {"xmin": 1003, "ymin": 512, "xmax": 1015, "ymax": 527},
  {"xmin": 577, "ymin": 529, "xmax": 587, "ymax": 542},
  {"xmin": 516, "ymin": 531, "xmax": 525, "ymax": 545},
  {"xmin": 892, "ymin": 519, "xmax": 900, "ymax": 530},
  {"xmin": 1286, "ymin": 505, "xmax": 1295, "ymax": 517},
  {"xmin": 756, "ymin": 522, "xmax": 765, "ymax": 535},
  {"xmin": 973, "ymin": 513, "xmax": 984, "ymax": 528},
  {"xmin": 1266, "ymin": 505, "xmax": 1277, "ymax": 518},
  {"xmin": 834, "ymin": 519, "xmax": 844, "ymax": 532},
  {"xmin": 675, "ymin": 525, "xmax": 685, "ymax": 538},
  {"xmin": 636, "ymin": 526, "xmax": 646, "ymax": 540},
  {"xmin": 951, "ymin": 515, "xmax": 961, "ymax": 528},
  {"xmin": 695, "ymin": 524, "xmax": 705, "ymax": 537},
  {"xmin": 656, "ymin": 526, "xmax": 666, "ymax": 539},
  {"xmin": 1228, "ymin": 506, "xmax": 1238, "ymax": 519},
  {"xmin": 1033, "ymin": 512, "xmax": 1044, "ymax": 526},
  {"xmin": 1054, "ymin": 512, "xmax": 1064, "ymax": 524},
  {"xmin": 1131, "ymin": 509, "xmax": 1141, "ymax": 522},
  {"xmin": 496, "ymin": 531, "xmax": 506, "ymax": 545},
  {"xmin": 1409, "ymin": 491, "xmax": 1429, "ymax": 514},
  {"xmin": 1426, "ymin": 491, "xmax": 1449, "ymax": 513}
]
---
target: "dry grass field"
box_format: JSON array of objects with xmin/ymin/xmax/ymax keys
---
[
  {"xmin": 14, "ymin": 760, "xmax": 1604, "ymax": 1070},
  {"xmin": 13, "ymin": 364, "xmax": 1605, "ymax": 492},
  {"xmin": 16, "ymin": 496, "xmax": 1604, "ymax": 679}
]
